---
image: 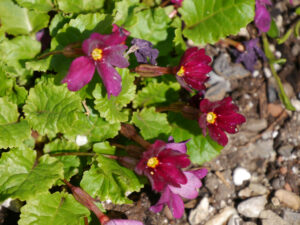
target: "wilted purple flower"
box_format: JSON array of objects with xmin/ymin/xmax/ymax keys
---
[
  {"xmin": 131, "ymin": 38, "xmax": 159, "ymax": 65},
  {"xmin": 235, "ymin": 38, "xmax": 266, "ymax": 72},
  {"xmin": 150, "ymin": 168, "xmax": 208, "ymax": 218},
  {"xmin": 62, "ymin": 25, "xmax": 130, "ymax": 97},
  {"xmin": 36, "ymin": 29, "xmax": 51, "ymax": 51},
  {"xmin": 105, "ymin": 219, "xmax": 144, "ymax": 225},
  {"xmin": 135, "ymin": 138, "xmax": 190, "ymax": 192},
  {"xmin": 255, "ymin": 0, "xmax": 272, "ymax": 33}
]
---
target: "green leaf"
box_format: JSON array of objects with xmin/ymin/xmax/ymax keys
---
[
  {"xmin": 132, "ymin": 107, "xmax": 171, "ymax": 140},
  {"xmin": 172, "ymin": 17, "xmax": 187, "ymax": 52},
  {"xmin": 123, "ymin": 7, "xmax": 171, "ymax": 44},
  {"xmin": 0, "ymin": 148, "xmax": 64, "ymax": 201},
  {"xmin": 0, "ymin": 0, "xmax": 50, "ymax": 35},
  {"xmin": 133, "ymin": 81, "xmax": 180, "ymax": 108},
  {"xmin": 0, "ymin": 36, "xmax": 41, "ymax": 79},
  {"xmin": 187, "ymin": 134, "xmax": 223, "ymax": 165},
  {"xmin": 44, "ymin": 140, "xmax": 80, "ymax": 180},
  {"xmin": 26, "ymin": 57, "xmax": 51, "ymax": 73},
  {"xmin": 179, "ymin": 0, "xmax": 255, "ymax": 45},
  {"xmin": 113, "ymin": 0, "xmax": 139, "ymax": 25},
  {"xmin": 93, "ymin": 68, "xmax": 136, "ymax": 124},
  {"xmin": 277, "ymin": 27, "xmax": 293, "ymax": 44},
  {"xmin": 93, "ymin": 141, "xmax": 116, "ymax": 155},
  {"xmin": 23, "ymin": 79, "xmax": 84, "ymax": 137},
  {"xmin": 81, "ymin": 155, "xmax": 143, "ymax": 204},
  {"xmin": 19, "ymin": 192, "xmax": 90, "ymax": 225},
  {"xmin": 15, "ymin": 0, "xmax": 54, "ymax": 12},
  {"xmin": 57, "ymin": 0, "xmax": 105, "ymax": 13},
  {"xmin": 267, "ymin": 19, "xmax": 279, "ymax": 38},
  {"xmin": 0, "ymin": 98, "xmax": 30, "ymax": 148}
]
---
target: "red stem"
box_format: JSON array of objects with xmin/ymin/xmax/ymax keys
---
[
  {"xmin": 133, "ymin": 64, "xmax": 175, "ymax": 77},
  {"xmin": 120, "ymin": 123, "xmax": 151, "ymax": 149}
]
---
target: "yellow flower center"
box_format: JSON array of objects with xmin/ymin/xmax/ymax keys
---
[
  {"xmin": 177, "ymin": 66, "xmax": 185, "ymax": 77},
  {"xmin": 91, "ymin": 48, "xmax": 103, "ymax": 61},
  {"xmin": 206, "ymin": 112, "xmax": 217, "ymax": 124},
  {"xmin": 147, "ymin": 157, "xmax": 159, "ymax": 168}
]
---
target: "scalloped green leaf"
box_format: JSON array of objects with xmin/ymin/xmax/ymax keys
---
[
  {"xmin": 44, "ymin": 140, "xmax": 80, "ymax": 180},
  {"xmin": 133, "ymin": 81, "xmax": 180, "ymax": 108},
  {"xmin": 113, "ymin": 0, "xmax": 139, "ymax": 25},
  {"xmin": 15, "ymin": 0, "xmax": 54, "ymax": 12},
  {"xmin": 0, "ymin": 36, "xmax": 41, "ymax": 79},
  {"xmin": 57, "ymin": 0, "xmax": 105, "ymax": 13},
  {"xmin": 179, "ymin": 0, "xmax": 255, "ymax": 45},
  {"xmin": 23, "ymin": 80, "xmax": 84, "ymax": 137},
  {"xmin": 132, "ymin": 107, "xmax": 171, "ymax": 140},
  {"xmin": 81, "ymin": 155, "xmax": 143, "ymax": 204},
  {"xmin": 93, "ymin": 141, "xmax": 116, "ymax": 155},
  {"xmin": 0, "ymin": 98, "xmax": 30, "ymax": 148},
  {"xmin": 93, "ymin": 68, "xmax": 136, "ymax": 124},
  {"xmin": 19, "ymin": 192, "xmax": 90, "ymax": 225},
  {"xmin": 0, "ymin": 148, "xmax": 64, "ymax": 201},
  {"xmin": 123, "ymin": 7, "xmax": 171, "ymax": 44},
  {"xmin": 0, "ymin": 0, "xmax": 50, "ymax": 35},
  {"xmin": 187, "ymin": 135, "xmax": 223, "ymax": 165}
]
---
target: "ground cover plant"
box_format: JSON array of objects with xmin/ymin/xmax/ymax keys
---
[{"xmin": 0, "ymin": 0, "xmax": 298, "ymax": 224}]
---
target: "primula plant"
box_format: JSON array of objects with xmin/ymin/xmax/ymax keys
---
[{"xmin": 2, "ymin": 0, "xmax": 282, "ymax": 224}]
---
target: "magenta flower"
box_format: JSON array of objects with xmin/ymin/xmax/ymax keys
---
[
  {"xmin": 105, "ymin": 219, "xmax": 143, "ymax": 225},
  {"xmin": 198, "ymin": 97, "xmax": 246, "ymax": 146},
  {"xmin": 150, "ymin": 168, "xmax": 208, "ymax": 218},
  {"xmin": 62, "ymin": 26, "xmax": 130, "ymax": 97},
  {"xmin": 175, "ymin": 47, "xmax": 212, "ymax": 92},
  {"xmin": 171, "ymin": 0, "xmax": 183, "ymax": 7},
  {"xmin": 254, "ymin": 0, "xmax": 272, "ymax": 33},
  {"xmin": 135, "ymin": 138, "xmax": 190, "ymax": 192}
]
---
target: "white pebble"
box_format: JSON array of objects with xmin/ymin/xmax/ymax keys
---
[
  {"xmin": 263, "ymin": 67, "xmax": 272, "ymax": 78},
  {"xmin": 75, "ymin": 135, "xmax": 88, "ymax": 146},
  {"xmin": 272, "ymin": 130, "xmax": 279, "ymax": 138},
  {"xmin": 252, "ymin": 70, "xmax": 259, "ymax": 77},
  {"xmin": 274, "ymin": 63, "xmax": 281, "ymax": 71},
  {"xmin": 275, "ymin": 51, "xmax": 282, "ymax": 58},
  {"xmin": 233, "ymin": 167, "xmax": 251, "ymax": 186}
]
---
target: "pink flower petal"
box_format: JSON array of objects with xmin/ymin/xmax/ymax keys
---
[
  {"xmin": 156, "ymin": 164, "xmax": 187, "ymax": 187},
  {"xmin": 106, "ymin": 219, "xmax": 144, "ymax": 225},
  {"xmin": 208, "ymin": 125, "xmax": 228, "ymax": 146},
  {"xmin": 96, "ymin": 62, "xmax": 122, "ymax": 97},
  {"xmin": 150, "ymin": 187, "xmax": 171, "ymax": 213},
  {"xmin": 165, "ymin": 142, "xmax": 187, "ymax": 154},
  {"xmin": 103, "ymin": 45, "xmax": 129, "ymax": 68},
  {"xmin": 255, "ymin": 3, "xmax": 271, "ymax": 33},
  {"xmin": 168, "ymin": 190, "xmax": 185, "ymax": 218},
  {"xmin": 62, "ymin": 56, "xmax": 95, "ymax": 91},
  {"xmin": 189, "ymin": 168, "xmax": 208, "ymax": 179}
]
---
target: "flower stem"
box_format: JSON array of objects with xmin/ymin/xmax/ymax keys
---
[
  {"xmin": 219, "ymin": 38, "xmax": 245, "ymax": 52},
  {"xmin": 133, "ymin": 64, "xmax": 175, "ymax": 77},
  {"xmin": 156, "ymin": 102, "xmax": 200, "ymax": 120},
  {"xmin": 37, "ymin": 50, "xmax": 63, "ymax": 59},
  {"xmin": 120, "ymin": 123, "xmax": 151, "ymax": 149},
  {"xmin": 63, "ymin": 179, "xmax": 110, "ymax": 224}
]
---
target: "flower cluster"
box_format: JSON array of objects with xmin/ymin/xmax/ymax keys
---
[{"xmin": 135, "ymin": 137, "xmax": 207, "ymax": 218}]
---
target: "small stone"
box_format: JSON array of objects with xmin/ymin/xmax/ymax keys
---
[
  {"xmin": 271, "ymin": 197, "xmax": 280, "ymax": 207},
  {"xmin": 76, "ymin": 135, "xmax": 88, "ymax": 146},
  {"xmin": 227, "ymin": 214, "xmax": 243, "ymax": 225},
  {"xmin": 243, "ymin": 223, "xmax": 257, "ymax": 225},
  {"xmin": 267, "ymin": 103, "xmax": 284, "ymax": 117},
  {"xmin": 248, "ymin": 183, "xmax": 269, "ymax": 195},
  {"xmin": 280, "ymin": 167, "xmax": 288, "ymax": 175},
  {"xmin": 238, "ymin": 187, "xmax": 252, "ymax": 198},
  {"xmin": 271, "ymin": 178, "xmax": 285, "ymax": 190},
  {"xmin": 245, "ymin": 118, "xmax": 268, "ymax": 132},
  {"xmin": 264, "ymin": 67, "xmax": 272, "ymax": 78},
  {"xmin": 233, "ymin": 167, "xmax": 251, "ymax": 186},
  {"xmin": 275, "ymin": 189, "xmax": 300, "ymax": 210},
  {"xmin": 189, "ymin": 197, "xmax": 210, "ymax": 225},
  {"xmin": 284, "ymin": 210, "xmax": 300, "ymax": 225},
  {"xmin": 259, "ymin": 210, "xmax": 289, "ymax": 225},
  {"xmin": 283, "ymin": 82, "xmax": 295, "ymax": 99},
  {"xmin": 278, "ymin": 145, "xmax": 294, "ymax": 157},
  {"xmin": 237, "ymin": 196, "xmax": 267, "ymax": 218},
  {"xmin": 291, "ymin": 98, "xmax": 300, "ymax": 112},
  {"xmin": 204, "ymin": 207, "xmax": 236, "ymax": 225},
  {"xmin": 252, "ymin": 70, "xmax": 259, "ymax": 77}
]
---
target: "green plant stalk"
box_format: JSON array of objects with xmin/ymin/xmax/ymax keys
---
[{"xmin": 262, "ymin": 33, "xmax": 295, "ymax": 111}]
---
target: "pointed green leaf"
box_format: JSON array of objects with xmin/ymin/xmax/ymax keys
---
[
  {"xmin": 187, "ymin": 135, "xmax": 223, "ymax": 165},
  {"xmin": 16, "ymin": 0, "xmax": 54, "ymax": 12},
  {"xmin": 0, "ymin": 148, "xmax": 64, "ymax": 201},
  {"xmin": 23, "ymin": 80, "xmax": 84, "ymax": 137},
  {"xmin": 132, "ymin": 107, "xmax": 172, "ymax": 140},
  {"xmin": 123, "ymin": 7, "xmax": 171, "ymax": 44},
  {"xmin": 93, "ymin": 68, "xmax": 136, "ymax": 124},
  {"xmin": 0, "ymin": 0, "xmax": 50, "ymax": 35},
  {"xmin": 57, "ymin": 0, "xmax": 105, "ymax": 13},
  {"xmin": 133, "ymin": 81, "xmax": 180, "ymax": 108},
  {"xmin": 19, "ymin": 192, "xmax": 90, "ymax": 225},
  {"xmin": 81, "ymin": 155, "xmax": 143, "ymax": 204},
  {"xmin": 0, "ymin": 98, "xmax": 30, "ymax": 148},
  {"xmin": 179, "ymin": 0, "xmax": 255, "ymax": 45},
  {"xmin": 44, "ymin": 140, "xmax": 80, "ymax": 180}
]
